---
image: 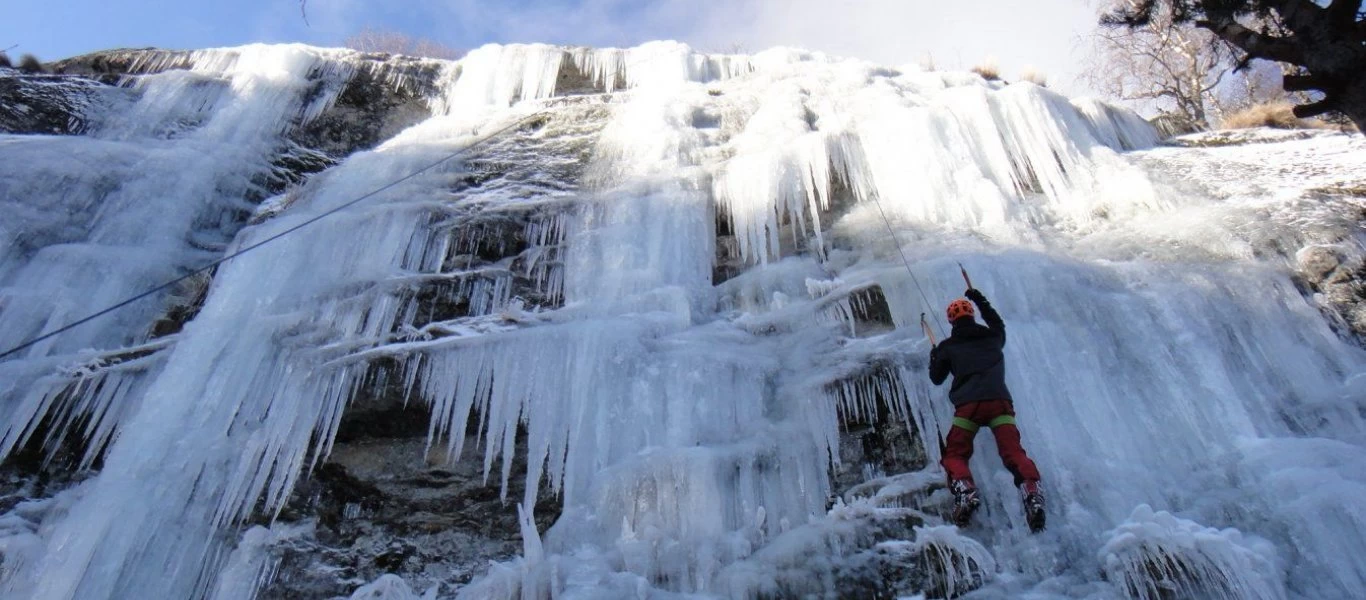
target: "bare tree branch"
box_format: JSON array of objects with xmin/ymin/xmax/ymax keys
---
[
  {"xmin": 1283, "ymin": 73, "xmax": 1328, "ymax": 92},
  {"xmin": 1101, "ymin": 1, "xmax": 1366, "ymax": 131},
  {"xmin": 1196, "ymin": 15, "xmax": 1305, "ymax": 64},
  {"xmin": 1326, "ymin": 0, "xmax": 1359, "ymax": 26},
  {"xmin": 1083, "ymin": 1, "xmax": 1243, "ymax": 125},
  {"xmin": 1292, "ymin": 97, "xmax": 1337, "ymax": 118},
  {"xmin": 1265, "ymin": 0, "xmax": 1330, "ymax": 32}
]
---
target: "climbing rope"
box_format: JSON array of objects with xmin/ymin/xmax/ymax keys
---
[
  {"xmin": 866, "ymin": 194, "xmax": 946, "ymax": 340},
  {"xmin": 863, "ymin": 196, "xmax": 959, "ymax": 454},
  {"xmin": 0, "ymin": 110, "xmax": 551, "ymax": 362}
]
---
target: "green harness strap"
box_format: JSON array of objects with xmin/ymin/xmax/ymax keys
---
[
  {"xmin": 988, "ymin": 414, "xmax": 1016, "ymax": 428},
  {"xmin": 952, "ymin": 414, "xmax": 1016, "ymax": 433},
  {"xmin": 952, "ymin": 417, "xmax": 980, "ymax": 433}
]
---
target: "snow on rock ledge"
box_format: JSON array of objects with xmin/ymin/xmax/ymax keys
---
[{"xmin": 1099, "ymin": 504, "xmax": 1285, "ymax": 600}]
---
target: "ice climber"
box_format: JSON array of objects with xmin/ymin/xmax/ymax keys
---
[{"xmin": 928, "ymin": 288, "xmax": 1046, "ymax": 532}]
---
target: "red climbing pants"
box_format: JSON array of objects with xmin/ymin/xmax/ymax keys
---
[{"xmin": 941, "ymin": 399, "xmax": 1041, "ymax": 487}]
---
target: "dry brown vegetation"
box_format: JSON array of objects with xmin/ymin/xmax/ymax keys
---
[
  {"xmin": 18, "ymin": 54, "xmax": 43, "ymax": 73},
  {"xmin": 1220, "ymin": 101, "xmax": 1304, "ymax": 129},
  {"xmin": 1220, "ymin": 101, "xmax": 1329, "ymax": 130},
  {"xmin": 344, "ymin": 27, "xmax": 462, "ymax": 60},
  {"xmin": 971, "ymin": 58, "xmax": 1000, "ymax": 81},
  {"xmin": 1020, "ymin": 67, "xmax": 1048, "ymax": 87},
  {"xmin": 0, "ymin": 52, "xmax": 11, "ymax": 69}
]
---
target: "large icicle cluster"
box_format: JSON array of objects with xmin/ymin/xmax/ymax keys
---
[
  {"xmin": 431, "ymin": 41, "xmax": 752, "ymax": 116},
  {"xmin": 0, "ymin": 45, "xmax": 368, "ymax": 472},
  {"xmin": 1099, "ymin": 505, "xmax": 1285, "ymax": 600},
  {"xmin": 2, "ymin": 38, "xmax": 1365, "ymax": 600}
]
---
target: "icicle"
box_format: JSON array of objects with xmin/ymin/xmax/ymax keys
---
[
  {"xmin": 9, "ymin": 37, "xmax": 1366, "ymax": 600},
  {"xmin": 433, "ymin": 44, "xmax": 566, "ymax": 114},
  {"xmin": 205, "ymin": 525, "xmax": 294, "ymax": 600},
  {"xmin": 1100, "ymin": 505, "xmax": 1286, "ymax": 600},
  {"xmin": 0, "ymin": 45, "xmax": 367, "ymax": 485},
  {"xmin": 1071, "ymin": 96, "xmax": 1163, "ymax": 149},
  {"xmin": 910, "ymin": 525, "xmax": 996, "ymax": 599}
]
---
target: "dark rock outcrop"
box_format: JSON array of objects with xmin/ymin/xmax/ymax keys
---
[
  {"xmin": 1296, "ymin": 243, "xmax": 1366, "ymax": 344},
  {"xmin": 48, "ymin": 48, "xmax": 196, "ymax": 82},
  {"xmin": 831, "ymin": 365, "xmax": 931, "ymax": 497},
  {"xmin": 257, "ymin": 361, "xmax": 562, "ymax": 598},
  {"xmin": 0, "ymin": 72, "xmax": 105, "ymax": 135},
  {"xmin": 289, "ymin": 55, "xmax": 444, "ymax": 158}
]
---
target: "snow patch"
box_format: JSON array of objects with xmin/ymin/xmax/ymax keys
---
[{"xmin": 1099, "ymin": 504, "xmax": 1285, "ymax": 600}]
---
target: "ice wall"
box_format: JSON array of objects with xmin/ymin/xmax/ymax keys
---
[
  {"xmin": 2, "ymin": 39, "xmax": 1364, "ymax": 600},
  {"xmin": 0, "ymin": 44, "xmax": 365, "ymax": 468}
]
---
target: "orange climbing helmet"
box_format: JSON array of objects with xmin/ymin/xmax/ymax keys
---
[{"xmin": 946, "ymin": 298, "xmax": 975, "ymax": 322}]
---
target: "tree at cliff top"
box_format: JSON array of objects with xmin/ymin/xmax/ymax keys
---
[
  {"xmin": 343, "ymin": 27, "xmax": 462, "ymax": 60},
  {"xmin": 1085, "ymin": 2, "xmax": 1239, "ymax": 128},
  {"xmin": 1103, "ymin": 0, "xmax": 1366, "ymax": 132}
]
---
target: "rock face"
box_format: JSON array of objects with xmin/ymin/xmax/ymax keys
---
[
  {"xmin": 243, "ymin": 96, "xmax": 926, "ymax": 596},
  {"xmin": 48, "ymin": 48, "xmax": 197, "ymax": 80},
  {"xmin": 1297, "ymin": 242, "xmax": 1366, "ymax": 343},
  {"xmin": 1144, "ymin": 129, "xmax": 1366, "ymax": 346},
  {"xmin": 1, "ymin": 48, "xmax": 478, "ymax": 596},
  {"xmin": 1, "ymin": 51, "xmax": 624, "ymax": 598},
  {"xmin": 257, "ymin": 367, "xmax": 563, "ymax": 598},
  {"xmin": 5, "ymin": 49, "xmax": 442, "ymax": 155},
  {"xmin": 289, "ymin": 54, "xmax": 443, "ymax": 159},
  {"xmin": 833, "ymin": 366, "xmax": 930, "ymax": 496},
  {"xmin": 0, "ymin": 71, "xmax": 105, "ymax": 134},
  {"xmin": 1289, "ymin": 163, "xmax": 1366, "ymax": 344}
]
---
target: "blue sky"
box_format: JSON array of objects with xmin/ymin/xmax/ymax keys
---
[{"xmin": 4, "ymin": 1, "xmax": 1103, "ymax": 94}]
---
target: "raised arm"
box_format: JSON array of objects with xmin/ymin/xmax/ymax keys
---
[
  {"xmin": 929, "ymin": 345, "xmax": 951, "ymax": 385},
  {"xmin": 965, "ymin": 288, "xmax": 1005, "ymax": 345}
]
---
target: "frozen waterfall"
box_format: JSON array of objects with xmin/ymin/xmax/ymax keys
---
[{"xmin": 1, "ymin": 40, "xmax": 1365, "ymax": 600}]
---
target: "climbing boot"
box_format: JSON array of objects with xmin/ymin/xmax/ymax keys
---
[
  {"xmin": 949, "ymin": 479, "xmax": 981, "ymax": 526},
  {"xmin": 1021, "ymin": 480, "xmax": 1045, "ymax": 533}
]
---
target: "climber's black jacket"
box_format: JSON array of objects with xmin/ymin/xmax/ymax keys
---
[{"xmin": 929, "ymin": 289, "xmax": 1012, "ymax": 406}]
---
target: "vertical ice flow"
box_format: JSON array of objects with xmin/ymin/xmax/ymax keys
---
[
  {"xmin": 0, "ymin": 44, "xmax": 362, "ymax": 472},
  {"xmin": 1, "ymin": 40, "xmax": 1364, "ymax": 600}
]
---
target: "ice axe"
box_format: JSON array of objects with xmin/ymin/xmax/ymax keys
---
[{"xmin": 958, "ymin": 262, "xmax": 973, "ymax": 290}]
